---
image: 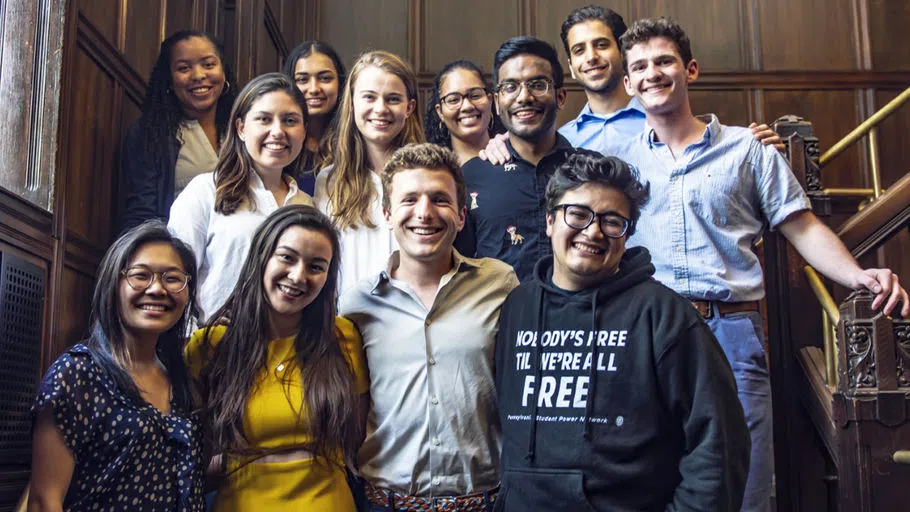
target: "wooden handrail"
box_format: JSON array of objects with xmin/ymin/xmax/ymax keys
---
[
  {"xmin": 836, "ymin": 172, "xmax": 910, "ymax": 256},
  {"xmin": 819, "ymin": 85, "xmax": 910, "ymax": 166},
  {"xmin": 803, "ymin": 266, "xmax": 839, "ymax": 386}
]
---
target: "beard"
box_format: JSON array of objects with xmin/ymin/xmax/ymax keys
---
[
  {"xmin": 581, "ymin": 70, "xmax": 621, "ymax": 95},
  {"xmin": 501, "ymin": 102, "xmax": 559, "ymax": 143}
]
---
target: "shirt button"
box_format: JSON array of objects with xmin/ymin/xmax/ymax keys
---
[
  {"xmin": 432, "ymin": 437, "xmax": 441, "ymax": 446},
  {"xmin": 425, "ymin": 319, "xmax": 432, "ymax": 326},
  {"xmin": 432, "ymin": 478, "xmax": 440, "ymax": 486},
  {"xmin": 428, "ymin": 357, "xmax": 436, "ymax": 365},
  {"xmin": 431, "ymin": 396, "xmax": 439, "ymax": 405}
]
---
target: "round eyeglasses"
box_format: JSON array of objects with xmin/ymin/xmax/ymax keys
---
[
  {"xmin": 121, "ymin": 268, "xmax": 191, "ymax": 293},
  {"xmin": 554, "ymin": 204, "xmax": 630, "ymax": 238},
  {"xmin": 495, "ymin": 78, "xmax": 552, "ymax": 98},
  {"xmin": 439, "ymin": 87, "xmax": 489, "ymax": 109}
]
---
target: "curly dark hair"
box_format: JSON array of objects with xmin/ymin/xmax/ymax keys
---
[
  {"xmin": 424, "ymin": 60, "xmax": 503, "ymax": 148},
  {"xmin": 620, "ymin": 17, "xmax": 693, "ymax": 74},
  {"xmin": 559, "ymin": 5, "xmax": 628, "ymax": 58},
  {"xmin": 546, "ymin": 149, "xmax": 650, "ymax": 236},
  {"xmin": 138, "ymin": 30, "xmax": 237, "ymax": 165}
]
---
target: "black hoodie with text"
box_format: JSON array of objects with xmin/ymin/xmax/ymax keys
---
[{"xmin": 493, "ymin": 247, "xmax": 749, "ymax": 511}]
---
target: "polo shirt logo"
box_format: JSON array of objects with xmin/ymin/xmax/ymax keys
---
[
  {"xmin": 470, "ymin": 191, "xmax": 479, "ymax": 210},
  {"xmin": 504, "ymin": 163, "xmax": 517, "ymax": 172},
  {"xmin": 506, "ymin": 226, "xmax": 525, "ymax": 245}
]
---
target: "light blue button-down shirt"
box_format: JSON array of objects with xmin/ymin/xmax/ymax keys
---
[
  {"xmin": 558, "ymin": 97, "xmax": 646, "ymax": 155},
  {"xmin": 616, "ymin": 115, "xmax": 810, "ymax": 302}
]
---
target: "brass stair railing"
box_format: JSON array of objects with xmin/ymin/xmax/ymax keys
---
[{"xmin": 801, "ymin": 84, "xmax": 910, "ymax": 388}]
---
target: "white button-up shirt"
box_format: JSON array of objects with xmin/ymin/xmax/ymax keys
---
[
  {"xmin": 339, "ymin": 250, "xmax": 519, "ymax": 496},
  {"xmin": 168, "ymin": 171, "xmax": 313, "ymax": 321}
]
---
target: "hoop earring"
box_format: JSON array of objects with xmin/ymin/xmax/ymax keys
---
[
  {"xmin": 438, "ymin": 121, "xmax": 444, "ymax": 132},
  {"xmin": 221, "ymin": 81, "xmax": 231, "ymax": 96}
]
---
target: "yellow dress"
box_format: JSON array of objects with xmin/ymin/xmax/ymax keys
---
[{"xmin": 185, "ymin": 318, "xmax": 370, "ymax": 512}]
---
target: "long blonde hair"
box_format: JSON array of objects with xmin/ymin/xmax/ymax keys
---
[{"xmin": 322, "ymin": 51, "xmax": 424, "ymax": 230}]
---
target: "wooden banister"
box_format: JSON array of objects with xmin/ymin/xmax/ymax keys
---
[{"xmin": 836, "ymin": 172, "xmax": 910, "ymax": 258}]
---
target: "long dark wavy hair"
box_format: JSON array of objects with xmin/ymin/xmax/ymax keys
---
[
  {"xmin": 138, "ymin": 30, "xmax": 237, "ymax": 165},
  {"xmin": 85, "ymin": 220, "xmax": 198, "ymax": 413},
  {"xmin": 198, "ymin": 205, "xmax": 362, "ymax": 469},
  {"xmin": 214, "ymin": 73, "xmax": 310, "ymax": 215},
  {"xmin": 424, "ymin": 60, "xmax": 503, "ymax": 148}
]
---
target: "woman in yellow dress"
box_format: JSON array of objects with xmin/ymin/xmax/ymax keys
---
[{"xmin": 186, "ymin": 204, "xmax": 368, "ymax": 511}]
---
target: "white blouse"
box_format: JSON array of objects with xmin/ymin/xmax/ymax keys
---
[
  {"xmin": 314, "ymin": 165, "xmax": 397, "ymax": 295},
  {"xmin": 168, "ymin": 172, "xmax": 314, "ymax": 322},
  {"xmin": 174, "ymin": 120, "xmax": 220, "ymax": 195}
]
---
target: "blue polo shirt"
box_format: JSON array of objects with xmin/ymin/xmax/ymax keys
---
[
  {"xmin": 558, "ymin": 97, "xmax": 646, "ymax": 155},
  {"xmin": 455, "ymin": 135, "xmax": 574, "ymax": 282}
]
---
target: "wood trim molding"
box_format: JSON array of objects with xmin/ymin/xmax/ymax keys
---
[
  {"xmin": 262, "ymin": 1, "xmax": 287, "ymax": 58},
  {"xmin": 407, "ymin": 0, "xmax": 424, "ymax": 72},
  {"xmin": 0, "ymin": 189, "xmax": 53, "ymax": 260},
  {"xmin": 76, "ymin": 11, "xmax": 146, "ymax": 105}
]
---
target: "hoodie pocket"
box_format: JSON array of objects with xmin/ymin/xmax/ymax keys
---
[{"xmin": 494, "ymin": 467, "xmax": 596, "ymax": 512}]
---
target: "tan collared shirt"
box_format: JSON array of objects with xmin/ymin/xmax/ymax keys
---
[{"xmin": 339, "ymin": 250, "xmax": 519, "ymax": 496}]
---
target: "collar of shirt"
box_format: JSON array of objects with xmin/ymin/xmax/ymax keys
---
[
  {"xmin": 369, "ymin": 249, "xmax": 479, "ymax": 296},
  {"xmin": 644, "ymin": 113, "xmax": 720, "ymax": 150},
  {"xmin": 248, "ymin": 170, "xmax": 301, "ymax": 206},
  {"xmin": 504, "ymin": 133, "xmax": 574, "ymax": 166},
  {"xmin": 570, "ymin": 96, "xmax": 646, "ymax": 129}
]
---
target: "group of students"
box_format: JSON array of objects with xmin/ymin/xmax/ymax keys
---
[{"xmin": 28, "ymin": 5, "xmax": 909, "ymax": 512}]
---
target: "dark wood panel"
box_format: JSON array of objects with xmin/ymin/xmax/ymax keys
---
[
  {"xmin": 56, "ymin": 265, "xmax": 95, "ymax": 358},
  {"xmin": 556, "ymin": 88, "xmax": 588, "ymax": 132},
  {"xmin": 764, "ymin": 90, "xmax": 864, "ymax": 189},
  {"xmin": 317, "ymin": 0, "xmax": 409, "ymax": 68},
  {"xmin": 873, "ymin": 90, "xmax": 910, "ymax": 189},
  {"xmin": 122, "ymin": 0, "xmax": 164, "ymax": 81},
  {"xmin": 278, "ymin": 0, "xmax": 306, "ymax": 50},
  {"xmin": 758, "ymin": 0, "xmax": 857, "ymax": 71},
  {"xmin": 424, "ymin": 0, "xmax": 520, "ymax": 73},
  {"xmin": 63, "ymin": 46, "xmax": 118, "ymax": 246},
  {"xmin": 637, "ymin": 0, "xmax": 748, "ymax": 71},
  {"xmin": 165, "ymin": 0, "xmax": 199, "ymax": 38},
  {"xmin": 76, "ymin": 0, "xmax": 119, "ymax": 44},
  {"xmin": 690, "ymin": 90, "xmax": 752, "ymax": 128},
  {"xmin": 868, "ymin": 0, "xmax": 910, "ymax": 71}
]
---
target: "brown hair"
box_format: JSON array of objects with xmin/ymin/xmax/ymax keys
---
[
  {"xmin": 199, "ymin": 205, "xmax": 363, "ymax": 470},
  {"xmin": 321, "ymin": 51, "xmax": 424, "ymax": 230},
  {"xmin": 214, "ymin": 73, "xmax": 309, "ymax": 215},
  {"xmin": 381, "ymin": 143, "xmax": 466, "ymax": 211},
  {"xmin": 619, "ymin": 17, "xmax": 693, "ymax": 74}
]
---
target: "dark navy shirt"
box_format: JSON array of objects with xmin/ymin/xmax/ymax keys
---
[
  {"xmin": 32, "ymin": 345, "xmax": 204, "ymax": 511},
  {"xmin": 455, "ymin": 135, "xmax": 573, "ymax": 282}
]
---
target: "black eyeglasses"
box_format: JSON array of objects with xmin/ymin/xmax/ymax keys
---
[
  {"xmin": 553, "ymin": 204, "xmax": 630, "ymax": 238},
  {"xmin": 495, "ymin": 78, "xmax": 552, "ymax": 98},
  {"xmin": 121, "ymin": 268, "xmax": 192, "ymax": 293},
  {"xmin": 439, "ymin": 87, "xmax": 489, "ymax": 109}
]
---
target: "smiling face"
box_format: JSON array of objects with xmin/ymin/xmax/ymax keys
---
[
  {"xmin": 623, "ymin": 36, "xmax": 698, "ymax": 117},
  {"xmin": 170, "ymin": 36, "xmax": 226, "ymax": 120},
  {"xmin": 118, "ymin": 242, "xmax": 190, "ymax": 343},
  {"xmin": 547, "ymin": 183, "xmax": 630, "ymax": 291},
  {"xmin": 236, "ymin": 90, "xmax": 307, "ymax": 176},
  {"xmin": 263, "ymin": 226, "xmax": 333, "ymax": 331},
  {"xmin": 352, "ymin": 66, "xmax": 416, "ymax": 153},
  {"xmin": 384, "ymin": 167, "xmax": 466, "ymax": 266},
  {"xmin": 293, "ymin": 51, "xmax": 340, "ymax": 118},
  {"xmin": 435, "ymin": 67, "xmax": 493, "ymax": 144},
  {"xmin": 495, "ymin": 54, "xmax": 566, "ymax": 143},
  {"xmin": 566, "ymin": 20, "xmax": 623, "ymax": 95}
]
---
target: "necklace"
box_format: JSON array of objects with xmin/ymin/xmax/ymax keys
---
[{"xmin": 274, "ymin": 336, "xmax": 296, "ymax": 373}]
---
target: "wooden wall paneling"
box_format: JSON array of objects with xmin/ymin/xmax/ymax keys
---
[
  {"xmin": 637, "ymin": 0, "xmax": 749, "ymax": 72},
  {"xmin": 534, "ymin": 0, "xmax": 633, "ymax": 74},
  {"xmin": 866, "ymin": 0, "xmax": 910, "ymax": 71},
  {"xmin": 763, "ymin": 90, "xmax": 866, "ymax": 188},
  {"xmin": 278, "ymin": 0, "xmax": 307, "ymax": 51},
  {"xmin": 689, "ymin": 89, "xmax": 752, "ymax": 128},
  {"xmin": 122, "ymin": 0, "xmax": 165, "ymax": 82},
  {"xmin": 56, "ymin": 265, "xmax": 96, "ymax": 356},
  {"xmin": 555, "ymin": 86, "xmax": 589, "ymax": 131},
  {"xmin": 257, "ymin": 0, "xmax": 285, "ymax": 76},
  {"xmin": 758, "ymin": 0, "xmax": 858, "ymax": 71},
  {"xmin": 164, "ymin": 0, "xmax": 199, "ymax": 41},
  {"xmin": 424, "ymin": 0, "xmax": 521, "ymax": 73},
  {"xmin": 317, "ymin": 0, "xmax": 409, "ymax": 70},
  {"xmin": 76, "ymin": 0, "xmax": 119, "ymax": 44},
  {"xmin": 0, "ymin": 1, "xmax": 38, "ymax": 205}
]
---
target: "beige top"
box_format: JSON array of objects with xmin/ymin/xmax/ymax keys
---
[{"xmin": 175, "ymin": 120, "xmax": 219, "ymax": 195}]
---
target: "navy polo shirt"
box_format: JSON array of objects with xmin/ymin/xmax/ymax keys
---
[{"xmin": 455, "ymin": 135, "xmax": 573, "ymax": 282}]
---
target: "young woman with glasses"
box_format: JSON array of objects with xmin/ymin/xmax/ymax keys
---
[
  {"xmin": 424, "ymin": 60, "xmax": 503, "ymax": 165},
  {"xmin": 29, "ymin": 221, "xmax": 203, "ymax": 511}
]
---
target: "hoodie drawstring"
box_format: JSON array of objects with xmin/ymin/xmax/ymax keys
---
[
  {"xmin": 584, "ymin": 291, "xmax": 599, "ymax": 439},
  {"xmin": 525, "ymin": 285, "xmax": 546, "ymax": 462}
]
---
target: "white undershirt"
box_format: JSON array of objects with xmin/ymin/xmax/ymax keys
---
[{"xmin": 174, "ymin": 120, "xmax": 219, "ymax": 195}]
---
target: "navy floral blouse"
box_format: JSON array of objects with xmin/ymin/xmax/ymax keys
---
[{"xmin": 32, "ymin": 344, "xmax": 203, "ymax": 511}]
